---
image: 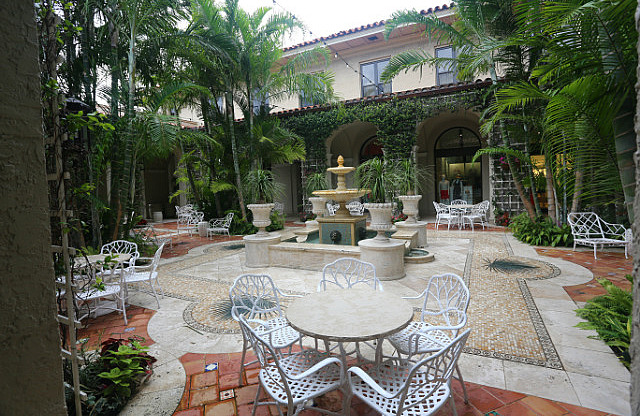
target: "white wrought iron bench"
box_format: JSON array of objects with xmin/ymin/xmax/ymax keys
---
[{"xmin": 567, "ymin": 212, "xmax": 632, "ymax": 259}]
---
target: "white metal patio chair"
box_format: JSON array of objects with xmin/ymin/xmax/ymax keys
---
[
  {"xmin": 122, "ymin": 242, "xmax": 165, "ymax": 308},
  {"xmin": 326, "ymin": 201, "xmax": 339, "ymax": 216},
  {"xmin": 318, "ymin": 257, "xmax": 382, "ymax": 292},
  {"xmin": 463, "ymin": 200, "xmax": 490, "ymax": 231},
  {"xmin": 229, "ymin": 274, "xmax": 303, "ymax": 385},
  {"xmin": 61, "ymin": 260, "xmax": 128, "ymax": 325},
  {"xmin": 177, "ymin": 210, "xmax": 204, "ymax": 236},
  {"xmin": 348, "ymin": 329, "xmax": 471, "ymax": 416},
  {"xmin": 99, "ymin": 240, "xmax": 140, "ymax": 278},
  {"xmin": 433, "ymin": 201, "xmax": 452, "ymax": 231},
  {"xmin": 386, "ymin": 273, "xmax": 470, "ymax": 404},
  {"xmin": 236, "ymin": 312, "xmax": 344, "ymax": 416},
  {"xmin": 346, "ymin": 201, "xmax": 365, "ymax": 216},
  {"xmin": 567, "ymin": 212, "xmax": 632, "ymax": 259},
  {"xmin": 207, "ymin": 212, "xmax": 234, "ymax": 238}
]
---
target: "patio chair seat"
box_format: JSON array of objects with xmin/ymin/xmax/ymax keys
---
[
  {"xmin": 254, "ymin": 316, "xmax": 301, "ymax": 349},
  {"xmin": 259, "ymin": 349, "xmax": 343, "ymax": 405}
]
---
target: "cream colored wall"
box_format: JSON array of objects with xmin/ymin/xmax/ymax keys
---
[
  {"xmin": 0, "ymin": 1, "xmax": 67, "ymax": 413},
  {"xmin": 275, "ymin": 31, "xmax": 443, "ymax": 110}
]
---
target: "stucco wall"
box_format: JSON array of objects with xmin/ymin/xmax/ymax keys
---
[{"xmin": 0, "ymin": 1, "xmax": 67, "ymax": 414}]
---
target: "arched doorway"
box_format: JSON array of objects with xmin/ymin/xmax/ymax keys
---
[
  {"xmin": 359, "ymin": 136, "xmax": 383, "ymax": 162},
  {"xmin": 434, "ymin": 127, "xmax": 482, "ymax": 204}
]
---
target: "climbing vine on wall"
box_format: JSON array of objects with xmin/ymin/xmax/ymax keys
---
[{"xmin": 280, "ymin": 87, "xmax": 489, "ymax": 169}]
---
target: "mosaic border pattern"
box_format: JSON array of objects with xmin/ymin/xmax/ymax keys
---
[{"xmin": 162, "ymin": 231, "xmax": 564, "ymax": 369}]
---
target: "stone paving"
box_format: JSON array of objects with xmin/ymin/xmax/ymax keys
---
[{"xmin": 78, "ymin": 221, "xmax": 631, "ymax": 415}]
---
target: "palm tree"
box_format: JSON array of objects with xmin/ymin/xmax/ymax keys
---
[
  {"xmin": 186, "ymin": 0, "xmax": 334, "ymax": 219},
  {"xmin": 381, "ymin": 0, "xmax": 540, "ymax": 218}
]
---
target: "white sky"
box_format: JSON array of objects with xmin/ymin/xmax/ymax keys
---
[{"xmin": 237, "ymin": 0, "xmax": 450, "ymax": 47}]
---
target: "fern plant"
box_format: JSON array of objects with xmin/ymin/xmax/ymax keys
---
[
  {"xmin": 575, "ymin": 276, "xmax": 633, "ymax": 368},
  {"xmin": 509, "ymin": 213, "xmax": 573, "ymax": 247}
]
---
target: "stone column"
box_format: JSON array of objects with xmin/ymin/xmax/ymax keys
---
[{"xmin": 0, "ymin": 1, "xmax": 66, "ymax": 413}]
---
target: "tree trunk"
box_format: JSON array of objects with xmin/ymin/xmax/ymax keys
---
[
  {"xmin": 613, "ymin": 96, "xmax": 637, "ymax": 223},
  {"xmin": 571, "ymin": 168, "xmax": 584, "ymax": 213},
  {"xmin": 629, "ymin": 5, "xmax": 640, "ymax": 413},
  {"xmin": 544, "ymin": 153, "xmax": 557, "ymax": 224},
  {"xmin": 226, "ymin": 91, "xmax": 247, "ymax": 219}
]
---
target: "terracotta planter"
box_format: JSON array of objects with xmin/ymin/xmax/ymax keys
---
[
  {"xmin": 398, "ymin": 195, "xmax": 422, "ymax": 223},
  {"xmin": 248, "ymin": 203, "xmax": 274, "ymax": 236},
  {"xmin": 364, "ymin": 202, "xmax": 393, "ymax": 240}
]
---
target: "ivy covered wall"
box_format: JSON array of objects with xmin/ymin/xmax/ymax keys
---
[{"xmin": 280, "ymin": 86, "xmax": 490, "ymax": 169}]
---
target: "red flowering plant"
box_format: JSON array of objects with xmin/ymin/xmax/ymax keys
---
[
  {"xmin": 495, "ymin": 211, "xmax": 510, "ymax": 226},
  {"xmin": 391, "ymin": 212, "xmax": 408, "ymax": 223}
]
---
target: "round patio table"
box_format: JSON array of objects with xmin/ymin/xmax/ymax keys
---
[{"xmin": 286, "ymin": 287, "xmax": 413, "ymax": 415}]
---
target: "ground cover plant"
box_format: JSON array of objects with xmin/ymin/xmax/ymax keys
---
[
  {"xmin": 576, "ymin": 276, "xmax": 633, "ymax": 368},
  {"xmin": 509, "ymin": 212, "xmax": 573, "ymax": 247},
  {"xmin": 63, "ymin": 336, "xmax": 156, "ymax": 416}
]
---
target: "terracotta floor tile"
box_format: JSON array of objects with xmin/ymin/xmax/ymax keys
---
[
  {"xmin": 183, "ymin": 360, "xmax": 205, "ymax": 376},
  {"xmin": 173, "ymin": 408, "xmax": 203, "ymax": 416},
  {"xmin": 520, "ymin": 396, "xmax": 568, "ymax": 416},
  {"xmin": 481, "ymin": 385, "xmax": 526, "ymax": 405},
  {"xmin": 235, "ymin": 385, "xmax": 259, "ymax": 406},
  {"xmin": 189, "ymin": 385, "xmax": 219, "ymax": 407},
  {"xmin": 203, "ymin": 400, "xmax": 235, "ymax": 416},
  {"xmin": 181, "ymin": 352, "xmax": 206, "ymax": 364},
  {"xmin": 191, "ymin": 371, "xmax": 218, "ymax": 389},
  {"xmin": 466, "ymin": 386, "xmax": 504, "ymax": 412},
  {"xmin": 557, "ymin": 401, "xmax": 609, "ymax": 416},
  {"xmin": 493, "ymin": 401, "xmax": 539, "ymax": 416},
  {"xmin": 219, "ymin": 372, "xmax": 242, "ymax": 390}
]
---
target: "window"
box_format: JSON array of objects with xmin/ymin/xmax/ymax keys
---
[
  {"xmin": 252, "ymin": 89, "xmax": 269, "ymax": 115},
  {"xmin": 300, "ymin": 90, "xmax": 321, "ymax": 108},
  {"xmin": 360, "ymin": 59, "xmax": 391, "ymax": 97},
  {"xmin": 435, "ymin": 46, "xmax": 457, "ymax": 85}
]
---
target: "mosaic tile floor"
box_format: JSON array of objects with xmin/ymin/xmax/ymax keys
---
[
  {"xmin": 75, "ymin": 222, "xmax": 630, "ymax": 415},
  {"xmin": 154, "ymin": 230, "xmax": 562, "ymax": 368}
]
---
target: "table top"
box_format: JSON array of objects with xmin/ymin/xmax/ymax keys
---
[
  {"xmin": 447, "ymin": 204, "xmax": 474, "ymax": 209},
  {"xmin": 74, "ymin": 253, "xmax": 132, "ymax": 268},
  {"xmin": 286, "ymin": 288, "xmax": 414, "ymax": 343}
]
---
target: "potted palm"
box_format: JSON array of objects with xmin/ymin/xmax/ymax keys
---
[
  {"xmin": 395, "ymin": 159, "xmax": 430, "ymax": 223},
  {"xmin": 305, "ymin": 171, "xmax": 329, "ymax": 219},
  {"xmin": 244, "ymin": 169, "xmax": 283, "ymax": 235},
  {"xmin": 355, "ymin": 158, "xmax": 397, "ymax": 240}
]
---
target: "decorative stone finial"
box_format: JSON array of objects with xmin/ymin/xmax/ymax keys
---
[{"xmin": 337, "ymin": 155, "xmax": 344, "ymax": 167}]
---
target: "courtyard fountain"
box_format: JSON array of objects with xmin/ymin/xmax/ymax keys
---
[
  {"xmin": 311, "ymin": 155, "xmax": 368, "ymax": 245},
  {"xmin": 243, "ymin": 156, "xmax": 437, "ymax": 279}
]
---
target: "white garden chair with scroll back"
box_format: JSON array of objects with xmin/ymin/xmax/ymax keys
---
[
  {"xmin": 348, "ymin": 329, "xmax": 471, "ymax": 416},
  {"xmin": 100, "ymin": 240, "xmax": 139, "ymax": 278},
  {"xmin": 317, "ymin": 257, "xmax": 383, "ymax": 360},
  {"xmin": 229, "ymin": 274, "xmax": 303, "ymax": 386},
  {"xmin": 318, "ymin": 257, "xmax": 382, "ymax": 292},
  {"xmin": 235, "ymin": 311, "xmax": 344, "ymax": 416},
  {"xmin": 207, "ymin": 212, "xmax": 234, "ymax": 239},
  {"xmin": 122, "ymin": 242, "xmax": 165, "ymax": 308},
  {"xmin": 386, "ymin": 272, "xmax": 471, "ymax": 405}
]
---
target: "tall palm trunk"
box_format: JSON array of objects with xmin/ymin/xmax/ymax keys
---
[
  {"xmin": 489, "ymin": 67, "xmax": 536, "ymax": 219},
  {"xmin": 226, "ymin": 91, "xmax": 247, "ymax": 219},
  {"xmin": 544, "ymin": 153, "xmax": 557, "ymax": 224},
  {"xmin": 612, "ymin": 97, "xmax": 636, "ymax": 222}
]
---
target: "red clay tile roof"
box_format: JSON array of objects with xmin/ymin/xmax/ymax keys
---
[
  {"xmin": 273, "ymin": 78, "xmax": 492, "ymax": 118},
  {"xmin": 282, "ymin": 3, "xmax": 455, "ymax": 52}
]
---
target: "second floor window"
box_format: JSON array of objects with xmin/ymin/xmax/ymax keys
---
[
  {"xmin": 361, "ymin": 59, "xmax": 391, "ymax": 97},
  {"xmin": 435, "ymin": 46, "xmax": 457, "ymax": 85},
  {"xmin": 252, "ymin": 89, "xmax": 269, "ymax": 115}
]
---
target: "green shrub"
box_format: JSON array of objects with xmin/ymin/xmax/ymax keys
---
[
  {"xmin": 228, "ymin": 210, "xmax": 284, "ymax": 235},
  {"xmin": 64, "ymin": 336, "xmax": 156, "ymax": 415},
  {"xmin": 509, "ymin": 213, "xmax": 573, "ymax": 247},
  {"xmin": 575, "ymin": 276, "xmax": 632, "ymax": 368}
]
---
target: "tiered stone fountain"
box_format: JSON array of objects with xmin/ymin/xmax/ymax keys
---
[{"xmin": 311, "ymin": 156, "xmax": 368, "ymax": 246}]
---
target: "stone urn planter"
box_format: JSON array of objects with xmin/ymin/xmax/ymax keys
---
[
  {"xmin": 247, "ymin": 203, "xmax": 274, "ymax": 236},
  {"xmin": 398, "ymin": 195, "xmax": 422, "ymax": 223},
  {"xmin": 308, "ymin": 196, "xmax": 327, "ymax": 217},
  {"xmin": 364, "ymin": 202, "xmax": 394, "ymax": 241}
]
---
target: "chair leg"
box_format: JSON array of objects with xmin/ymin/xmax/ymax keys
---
[
  {"xmin": 239, "ymin": 337, "xmax": 249, "ymax": 386},
  {"xmin": 449, "ymin": 393, "xmax": 459, "ymax": 416},
  {"xmin": 593, "ymin": 244, "xmax": 598, "ymax": 259},
  {"xmin": 455, "ymin": 364, "xmax": 469, "ymax": 404}
]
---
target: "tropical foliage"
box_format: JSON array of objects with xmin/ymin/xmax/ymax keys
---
[
  {"xmin": 576, "ymin": 276, "xmax": 633, "ymax": 368},
  {"xmin": 509, "ymin": 213, "xmax": 573, "ymax": 247}
]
